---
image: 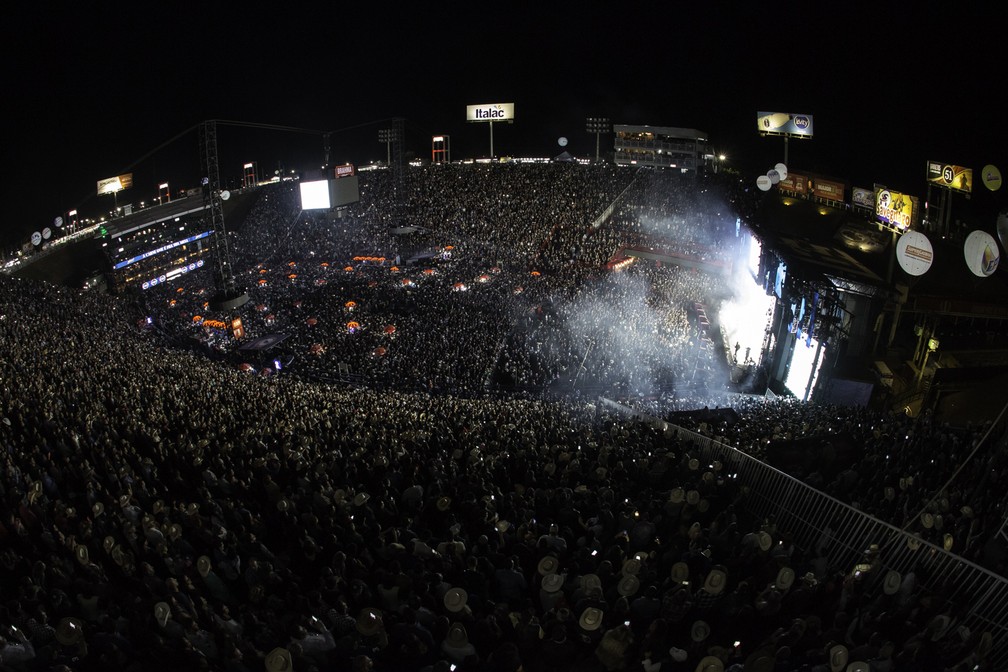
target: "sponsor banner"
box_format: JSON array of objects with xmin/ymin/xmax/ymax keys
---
[
  {"xmin": 927, "ymin": 161, "xmax": 973, "ymax": 194},
  {"xmin": 334, "ymin": 163, "xmax": 355, "ymax": 178},
  {"xmin": 97, "ymin": 173, "xmax": 134, "ymax": 195},
  {"xmin": 466, "ymin": 103, "xmax": 515, "ymax": 122},
  {"xmin": 113, "ymin": 231, "xmax": 213, "ymax": 270},
  {"xmin": 778, "ymin": 172, "xmax": 807, "ymax": 195},
  {"xmin": 757, "ymin": 111, "xmax": 813, "ymax": 137},
  {"xmin": 812, "ymin": 177, "xmax": 844, "ymax": 202},
  {"xmin": 875, "ymin": 187, "xmax": 914, "ymax": 229},
  {"xmin": 963, "ymin": 230, "xmax": 1000, "ymax": 277},
  {"xmin": 141, "ymin": 259, "xmax": 204, "ymax": 290},
  {"xmin": 852, "ymin": 187, "xmax": 874, "ymax": 209},
  {"xmin": 981, "ymin": 164, "xmax": 1002, "ymax": 191},
  {"xmin": 896, "ymin": 231, "xmax": 934, "ymax": 276}
]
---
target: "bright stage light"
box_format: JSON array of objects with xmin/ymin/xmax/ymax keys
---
[{"xmin": 785, "ymin": 336, "xmax": 824, "ymax": 401}]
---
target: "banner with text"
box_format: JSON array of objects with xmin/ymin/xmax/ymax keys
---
[
  {"xmin": 875, "ymin": 186, "xmax": 915, "ymax": 229},
  {"xmin": 757, "ymin": 111, "xmax": 814, "ymax": 137},
  {"xmin": 927, "ymin": 161, "xmax": 973, "ymax": 194},
  {"xmin": 466, "ymin": 103, "xmax": 515, "ymax": 123}
]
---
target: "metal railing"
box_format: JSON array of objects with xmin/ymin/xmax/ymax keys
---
[{"xmin": 664, "ymin": 422, "xmax": 1008, "ymax": 668}]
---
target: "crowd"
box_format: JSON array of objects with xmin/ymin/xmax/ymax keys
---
[{"xmin": 0, "ymin": 161, "xmax": 1001, "ymax": 670}]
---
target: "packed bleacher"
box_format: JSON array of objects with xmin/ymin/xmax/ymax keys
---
[{"xmin": 0, "ymin": 162, "xmax": 1000, "ymax": 671}]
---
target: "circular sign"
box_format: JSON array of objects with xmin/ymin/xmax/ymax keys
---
[
  {"xmin": 767, "ymin": 169, "xmax": 781, "ymax": 185},
  {"xmin": 756, "ymin": 175, "xmax": 772, "ymax": 191},
  {"xmin": 963, "ymin": 230, "xmax": 1000, "ymax": 277},
  {"xmin": 982, "ymin": 164, "xmax": 1002, "ymax": 192},
  {"xmin": 54, "ymin": 216, "xmax": 64, "ymax": 228},
  {"xmin": 220, "ymin": 190, "xmax": 230, "ymax": 201},
  {"xmin": 42, "ymin": 227, "xmax": 52, "ymax": 240},
  {"xmin": 997, "ymin": 210, "xmax": 1008, "ymax": 250},
  {"xmin": 31, "ymin": 231, "xmax": 42, "ymax": 246},
  {"xmin": 558, "ymin": 137, "xmax": 568, "ymax": 147},
  {"xmin": 774, "ymin": 163, "xmax": 788, "ymax": 180},
  {"xmin": 895, "ymin": 231, "xmax": 934, "ymax": 276}
]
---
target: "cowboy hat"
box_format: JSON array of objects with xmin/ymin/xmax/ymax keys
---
[
  {"xmin": 617, "ymin": 574, "xmax": 640, "ymax": 597},
  {"xmin": 538, "ymin": 556, "xmax": 559, "ymax": 576},
  {"xmin": 265, "ymin": 647, "xmax": 293, "ymax": 672},
  {"xmin": 703, "ymin": 568, "xmax": 726, "ymax": 595},
  {"xmin": 579, "ymin": 607, "xmax": 603, "ymax": 631},
  {"xmin": 197, "ymin": 555, "xmax": 212, "ymax": 578},
  {"xmin": 695, "ymin": 655, "xmax": 724, "ymax": 672},
  {"xmin": 691, "ymin": 620, "xmax": 710, "ymax": 642},
  {"xmin": 883, "ymin": 570, "xmax": 901, "ymax": 595},
  {"xmin": 154, "ymin": 602, "xmax": 171, "ymax": 627},
  {"xmin": 670, "ymin": 562, "xmax": 689, "ymax": 583},
  {"xmin": 444, "ymin": 587, "xmax": 468, "ymax": 612},
  {"xmin": 829, "ymin": 644, "xmax": 849, "ymax": 672},
  {"xmin": 775, "ymin": 567, "xmax": 795, "ymax": 592},
  {"xmin": 542, "ymin": 573, "xmax": 565, "ymax": 593}
]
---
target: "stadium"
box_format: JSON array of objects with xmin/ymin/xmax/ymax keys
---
[{"xmin": 1, "ymin": 111, "xmax": 1006, "ymax": 672}]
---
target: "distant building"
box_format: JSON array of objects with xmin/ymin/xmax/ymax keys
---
[{"xmin": 613, "ymin": 125, "xmax": 710, "ymax": 173}]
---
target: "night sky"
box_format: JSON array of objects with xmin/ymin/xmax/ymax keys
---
[{"xmin": 4, "ymin": 4, "xmax": 1006, "ymax": 248}]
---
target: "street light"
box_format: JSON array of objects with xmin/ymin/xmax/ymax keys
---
[{"xmin": 586, "ymin": 117, "xmax": 610, "ymax": 162}]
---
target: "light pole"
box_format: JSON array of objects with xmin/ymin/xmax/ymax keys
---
[
  {"xmin": 378, "ymin": 128, "xmax": 397, "ymax": 166},
  {"xmin": 586, "ymin": 117, "xmax": 610, "ymax": 162}
]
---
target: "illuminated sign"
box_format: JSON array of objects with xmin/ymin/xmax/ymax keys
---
[
  {"xmin": 895, "ymin": 231, "xmax": 933, "ymax": 276},
  {"xmin": 963, "ymin": 230, "xmax": 1000, "ymax": 277},
  {"xmin": 927, "ymin": 161, "xmax": 973, "ymax": 194},
  {"xmin": 113, "ymin": 231, "xmax": 213, "ymax": 269},
  {"xmin": 875, "ymin": 187, "xmax": 914, "ymax": 229},
  {"xmin": 852, "ymin": 187, "xmax": 874, "ymax": 209},
  {"xmin": 141, "ymin": 259, "xmax": 204, "ymax": 289},
  {"xmin": 757, "ymin": 111, "xmax": 814, "ymax": 137},
  {"xmin": 811, "ymin": 177, "xmax": 844, "ymax": 202},
  {"xmin": 334, "ymin": 164, "xmax": 356, "ymax": 178},
  {"xmin": 466, "ymin": 103, "xmax": 515, "ymax": 123},
  {"xmin": 97, "ymin": 173, "xmax": 134, "ymax": 195},
  {"xmin": 778, "ymin": 172, "xmax": 807, "ymax": 195}
]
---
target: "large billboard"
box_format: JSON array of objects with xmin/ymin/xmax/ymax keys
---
[
  {"xmin": 778, "ymin": 172, "xmax": 807, "ymax": 195},
  {"xmin": 811, "ymin": 177, "xmax": 844, "ymax": 202},
  {"xmin": 875, "ymin": 186, "xmax": 915, "ymax": 230},
  {"xmin": 757, "ymin": 111, "xmax": 813, "ymax": 137},
  {"xmin": 97, "ymin": 173, "xmax": 134, "ymax": 195},
  {"xmin": 466, "ymin": 103, "xmax": 515, "ymax": 123},
  {"xmin": 926, "ymin": 161, "xmax": 973, "ymax": 194},
  {"xmin": 852, "ymin": 187, "xmax": 874, "ymax": 209}
]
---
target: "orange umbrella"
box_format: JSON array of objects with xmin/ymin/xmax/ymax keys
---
[
  {"xmin": 347, "ymin": 321, "xmax": 360, "ymax": 332},
  {"xmin": 384, "ymin": 325, "xmax": 396, "ymax": 335},
  {"xmin": 306, "ymin": 317, "xmax": 317, "ymax": 326},
  {"xmin": 372, "ymin": 346, "xmax": 387, "ymax": 357}
]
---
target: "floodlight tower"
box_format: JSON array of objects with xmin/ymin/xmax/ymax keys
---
[
  {"xmin": 586, "ymin": 117, "xmax": 610, "ymax": 162},
  {"xmin": 200, "ymin": 120, "xmax": 248, "ymax": 310}
]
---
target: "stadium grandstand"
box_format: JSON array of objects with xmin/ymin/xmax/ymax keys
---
[{"xmin": 1, "ymin": 124, "xmax": 1006, "ymax": 672}]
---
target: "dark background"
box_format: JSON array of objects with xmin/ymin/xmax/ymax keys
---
[{"xmin": 3, "ymin": 4, "xmax": 1006, "ymax": 247}]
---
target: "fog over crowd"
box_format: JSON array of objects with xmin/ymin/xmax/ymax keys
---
[{"xmin": 0, "ymin": 162, "xmax": 1000, "ymax": 671}]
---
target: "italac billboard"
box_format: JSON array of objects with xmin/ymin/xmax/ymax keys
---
[
  {"xmin": 757, "ymin": 111, "xmax": 813, "ymax": 137},
  {"xmin": 466, "ymin": 103, "xmax": 515, "ymax": 122},
  {"xmin": 926, "ymin": 161, "xmax": 973, "ymax": 194}
]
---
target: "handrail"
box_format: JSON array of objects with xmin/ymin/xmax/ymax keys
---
[{"xmin": 597, "ymin": 397, "xmax": 1008, "ymax": 667}]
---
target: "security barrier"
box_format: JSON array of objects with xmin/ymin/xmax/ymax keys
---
[{"xmin": 666, "ymin": 422, "xmax": 1008, "ymax": 668}]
